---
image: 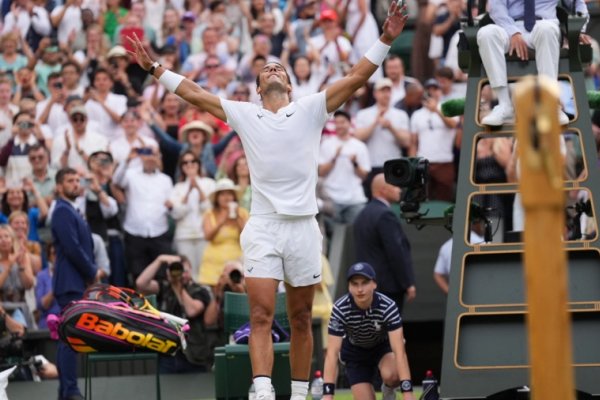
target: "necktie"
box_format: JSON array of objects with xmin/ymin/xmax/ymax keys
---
[{"xmin": 524, "ymin": 0, "xmax": 536, "ymax": 32}]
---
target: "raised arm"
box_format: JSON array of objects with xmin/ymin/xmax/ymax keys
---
[
  {"xmin": 127, "ymin": 34, "xmax": 227, "ymax": 122},
  {"xmin": 325, "ymin": 3, "xmax": 408, "ymax": 113}
]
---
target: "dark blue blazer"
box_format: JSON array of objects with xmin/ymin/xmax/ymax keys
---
[
  {"xmin": 51, "ymin": 198, "xmax": 97, "ymax": 298},
  {"xmin": 353, "ymin": 199, "xmax": 416, "ymax": 294}
]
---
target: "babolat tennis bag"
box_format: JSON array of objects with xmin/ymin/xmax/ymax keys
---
[{"xmin": 56, "ymin": 284, "xmax": 187, "ymax": 355}]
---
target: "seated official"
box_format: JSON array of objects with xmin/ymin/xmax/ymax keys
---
[{"xmin": 135, "ymin": 254, "xmax": 220, "ymax": 373}]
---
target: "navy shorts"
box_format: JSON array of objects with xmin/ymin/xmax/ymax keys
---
[{"xmin": 340, "ymin": 338, "xmax": 392, "ymax": 386}]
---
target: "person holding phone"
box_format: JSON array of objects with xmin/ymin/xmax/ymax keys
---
[
  {"xmin": 0, "ymin": 111, "xmax": 46, "ymax": 184},
  {"xmin": 199, "ymin": 178, "xmax": 248, "ymax": 287},
  {"xmin": 113, "ymin": 146, "xmax": 173, "ymax": 284},
  {"xmin": 127, "ymin": 4, "xmax": 407, "ymax": 397}
]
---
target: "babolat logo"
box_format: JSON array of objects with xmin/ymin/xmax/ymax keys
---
[{"xmin": 76, "ymin": 313, "xmax": 177, "ymax": 354}]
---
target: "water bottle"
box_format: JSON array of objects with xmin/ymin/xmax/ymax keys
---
[
  {"xmin": 419, "ymin": 370, "xmax": 439, "ymax": 400},
  {"xmin": 310, "ymin": 370, "xmax": 324, "ymax": 399}
]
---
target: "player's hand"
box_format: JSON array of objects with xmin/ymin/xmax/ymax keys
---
[
  {"xmin": 580, "ymin": 33, "xmax": 592, "ymax": 45},
  {"xmin": 381, "ymin": 1, "xmax": 408, "ymax": 44},
  {"xmin": 509, "ymin": 33, "xmax": 529, "ymax": 61},
  {"xmin": 406, "ymin": 285, "xmax": 416, "ymax": 302},
  {"xmin": 126, "ymin": 32, "xmax": 154, "ymax": 71},
  {"xmin": 402, "ymin": 391, "xmax": 416, "ymax": 400}
]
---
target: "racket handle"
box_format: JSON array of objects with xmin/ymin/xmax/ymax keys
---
[{"xmin": 160, "ymin": 312, "xmax": 188, "ymax": 326}]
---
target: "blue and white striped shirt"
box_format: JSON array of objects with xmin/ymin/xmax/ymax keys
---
[{"xmin": 328, "ymin": 292, "xmax": 403, "ymax": 349}]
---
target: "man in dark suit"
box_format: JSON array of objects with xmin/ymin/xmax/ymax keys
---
[
  {"xmin": 353, "ymin": 173, "xmax": 416, "ymax": 313},
  {"xmin": 52, "ymin": 167, "xmax": 98, "ymax": 400}
]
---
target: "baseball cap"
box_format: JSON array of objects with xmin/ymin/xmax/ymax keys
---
[
  {"xmin": 107, "ymin": 45, "xmax": 128, "ymax": 59},
  {"xmin": 182, "ymin": 11, "xmax": 196, "ymax": 22},
  {"xmin": 320, "ymin": 9, "xmax": 338, "ymax": 21},
  {"xmin": 346, "ymin": 262, "xmax": 376, "ymax": 281},
  {"xmin": 374, "ymin": 78, "xmax": 393, "ymax": 91},
  {"xmin": 69, "ymin": 105, "xmax": 87, "ymax": 117},
  {"xmin": 424, "ymin": 78, "xmax": 440, "ymax": 89}
]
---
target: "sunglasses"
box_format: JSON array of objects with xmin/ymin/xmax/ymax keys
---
[
  {"xmin": 71, "ymin": 115, "xmax": 86, "ymax": 123},
  {"xmin": 205, "ymin": 64, "xmax": 220, "ymax": 69},
  {"xmin": 181, "ymin": 159, "xmax": 198, "ymax": 166}
]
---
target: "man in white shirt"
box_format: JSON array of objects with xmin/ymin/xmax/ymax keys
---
[
  {"xmin": 383, "ymin": 54, "xmax": 418, "ymax": 106},
  {"xmin": 51, "ymin": 106, "xmax": 109, "ymax": 172},
  {"xmin": 35, "ymin": 72, "xmax": 69, "ymax": 136},
  {"xmin": 318, "ymin": 110, "xmax": 370, "ymax": 225},
  {"xmin": 409, "ymin": 79, "xmax": 459, "ymax": 202},
  {"xmin": 113, "ymin": 147, "xmax": 174, "ymax": 283},
  {"xmin": 354, "ymin": 77, "xmax": 410, "ymax": 198},
  {"xmin": 84, "ymin": 68, "xmax": 128, "ymax": 143},
  {"xmin": 109, "ymin": 109, "xmax": 158, "ymax": 169},
  {"xmin": 49, "ymin": 0, "xmax": 83, "ymax": 47},
  {"xmin": 2, "ymin": 0, "xmax": 51, "ymax": 49},
  {"xmin": 128, "ymin": 4, "xmax": 408, "ymax": 398}
]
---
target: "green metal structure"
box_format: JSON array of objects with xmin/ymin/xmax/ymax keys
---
[{"xmin": 440, "ymin": 5, "xmax": 600, "ymax": 399}]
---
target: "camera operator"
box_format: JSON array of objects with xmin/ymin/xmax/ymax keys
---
[
  {"xmin": 0, "ymin": 303, "xmax": 58, "ymax": 380},
  {"xmin": 135, "ymin": 254, "xmax": 220, "ymax": 373},
  {"xmin": 204, "ymin": 260, "xmax": 246, "ymax": 346}
]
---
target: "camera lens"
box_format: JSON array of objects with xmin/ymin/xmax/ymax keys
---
[
  {"xmin": 229, "ymin": 269, "xmax": 242, "ymax": 284},
  {"xmin": 18, "ymin": 121, "xmax": 32, "ymax": 129},
  {"xmin": 53, "ymin": 82, "xmax": 63, "ymax": 89}
]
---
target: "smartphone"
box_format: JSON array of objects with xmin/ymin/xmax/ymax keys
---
[{"xmin": 136, "ymin": 147, "xmax": 153, "ymax": 155}]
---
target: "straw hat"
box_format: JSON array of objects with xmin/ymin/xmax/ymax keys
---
[
  {"xmin": 181, "ymin": 120, "xmax": 214, "ymax": 142},
  {"xmin": 209, "ymin": 178, "xmax": 240, "ymax": 203}
]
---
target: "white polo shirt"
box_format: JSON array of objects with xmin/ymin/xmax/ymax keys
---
[{"xmin": 220, "ymin": 92, "xmax": 329, "ymax": 216}]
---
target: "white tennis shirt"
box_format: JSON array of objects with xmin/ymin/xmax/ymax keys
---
[{"xmin": 221, "ymin": 91, "xmax": 329, "ymax": 216}]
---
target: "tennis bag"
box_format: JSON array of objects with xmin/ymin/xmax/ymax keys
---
[{"xmin": 57, "ymin": 284, "xmax": 185, "ymax": 355}]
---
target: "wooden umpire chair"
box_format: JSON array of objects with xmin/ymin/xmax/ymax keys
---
[{"xmin": 214, "ymin": 291, "xmax": 291, "ymax": 400}]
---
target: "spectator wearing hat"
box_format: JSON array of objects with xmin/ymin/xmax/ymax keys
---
[
  {"xmin": 307, "ymin": 9, "xmax": 353, "ymax": 84},
  {"xmin": 105, "ymin": 45, "xmax": 141, "ymax": 99},
  {"xmin": 113, "ymin": 144, "xmax": 174, "ymax": 283},
  {"xmin": 354, "ymin": 77, "xmax": 410, "ymax": 198},
  {"xmin": 109, "ymin": 109, "xmax": 159, "ymax": 170},
  {"xmin": 36, "ymin": 72, "xmax": 70, "ymax": 135},
  {"xmin": 147, "ymin": 118, "xmax": 220, "ymax": 178},
  {"xmin": 199, "ymin": 178, "xmax": 248, "ymax": 287},
  {"xmin": 169, "ymin": 150, "xmax": 217, "ymax": 279},
  {"xmin": 84, "ymin": 68, "xmax": 128, "ymax": 142},
  {"xmin": 318, "ymin": 110, "xmax": 370, "ymax": 227},
  {"xmin": 322, "ymin": 262, "xmax": 415, "ymax": 400},
  {"xmin": 49, "ymin": 0, "xmax": 83, "ymax": 47},
  {"xmin": 409, "ymin": 77, "xmax": 459, "ymax": 202},
  {"xmin": 51, "ymin": 104, "xmax": 109, "ymax": 172},
  {"xmin": 353, "ymin": 173, "xmax": 416, "ymax": 314}
]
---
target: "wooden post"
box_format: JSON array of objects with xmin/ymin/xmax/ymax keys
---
[{"xmin": 514, "ymin": 75, "xmax": 574, "ymax": 400}]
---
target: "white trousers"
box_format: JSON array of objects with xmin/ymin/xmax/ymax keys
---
[
  {"xmin": 477, "ymin": 20, "xmax": 561, "ymax": 88},
  {"xmin": 174, "ymin": 238, "xmax": 207, "ymax": 280}
]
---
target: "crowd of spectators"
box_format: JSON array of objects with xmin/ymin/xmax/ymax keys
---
[{"xmin": 0, "ymin": 0, "xmax": 597, "ymax": 379}]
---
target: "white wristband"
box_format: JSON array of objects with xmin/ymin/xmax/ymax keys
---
[
  {"xmin": 158, "ymin": 69, "xmax": 185, "ymax": 93},
  {"xmin": 365, "ymin": 39, "xmax": 391, "ymax": 67}
]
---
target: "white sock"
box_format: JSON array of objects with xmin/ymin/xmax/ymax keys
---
[
  {"xmin": 291, "ymin": 380, "xmax": 309, "ymax": 399},
  {"xmin": 254, "ymin": 376, "xmax": 272, "ymax": 396},
  {"xmin": 495, "ymin": 86, "xmax": 512, "ymax": 110}
]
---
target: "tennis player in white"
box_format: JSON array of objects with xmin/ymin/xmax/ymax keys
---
[{"xmin": 128, "ymin": 4, "xmax": 407, "ymax": 399}]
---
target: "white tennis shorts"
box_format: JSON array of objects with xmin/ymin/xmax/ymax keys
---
[{"xmin": 240, "ymin": 214, "xmax": 323, "ymax": 287}]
